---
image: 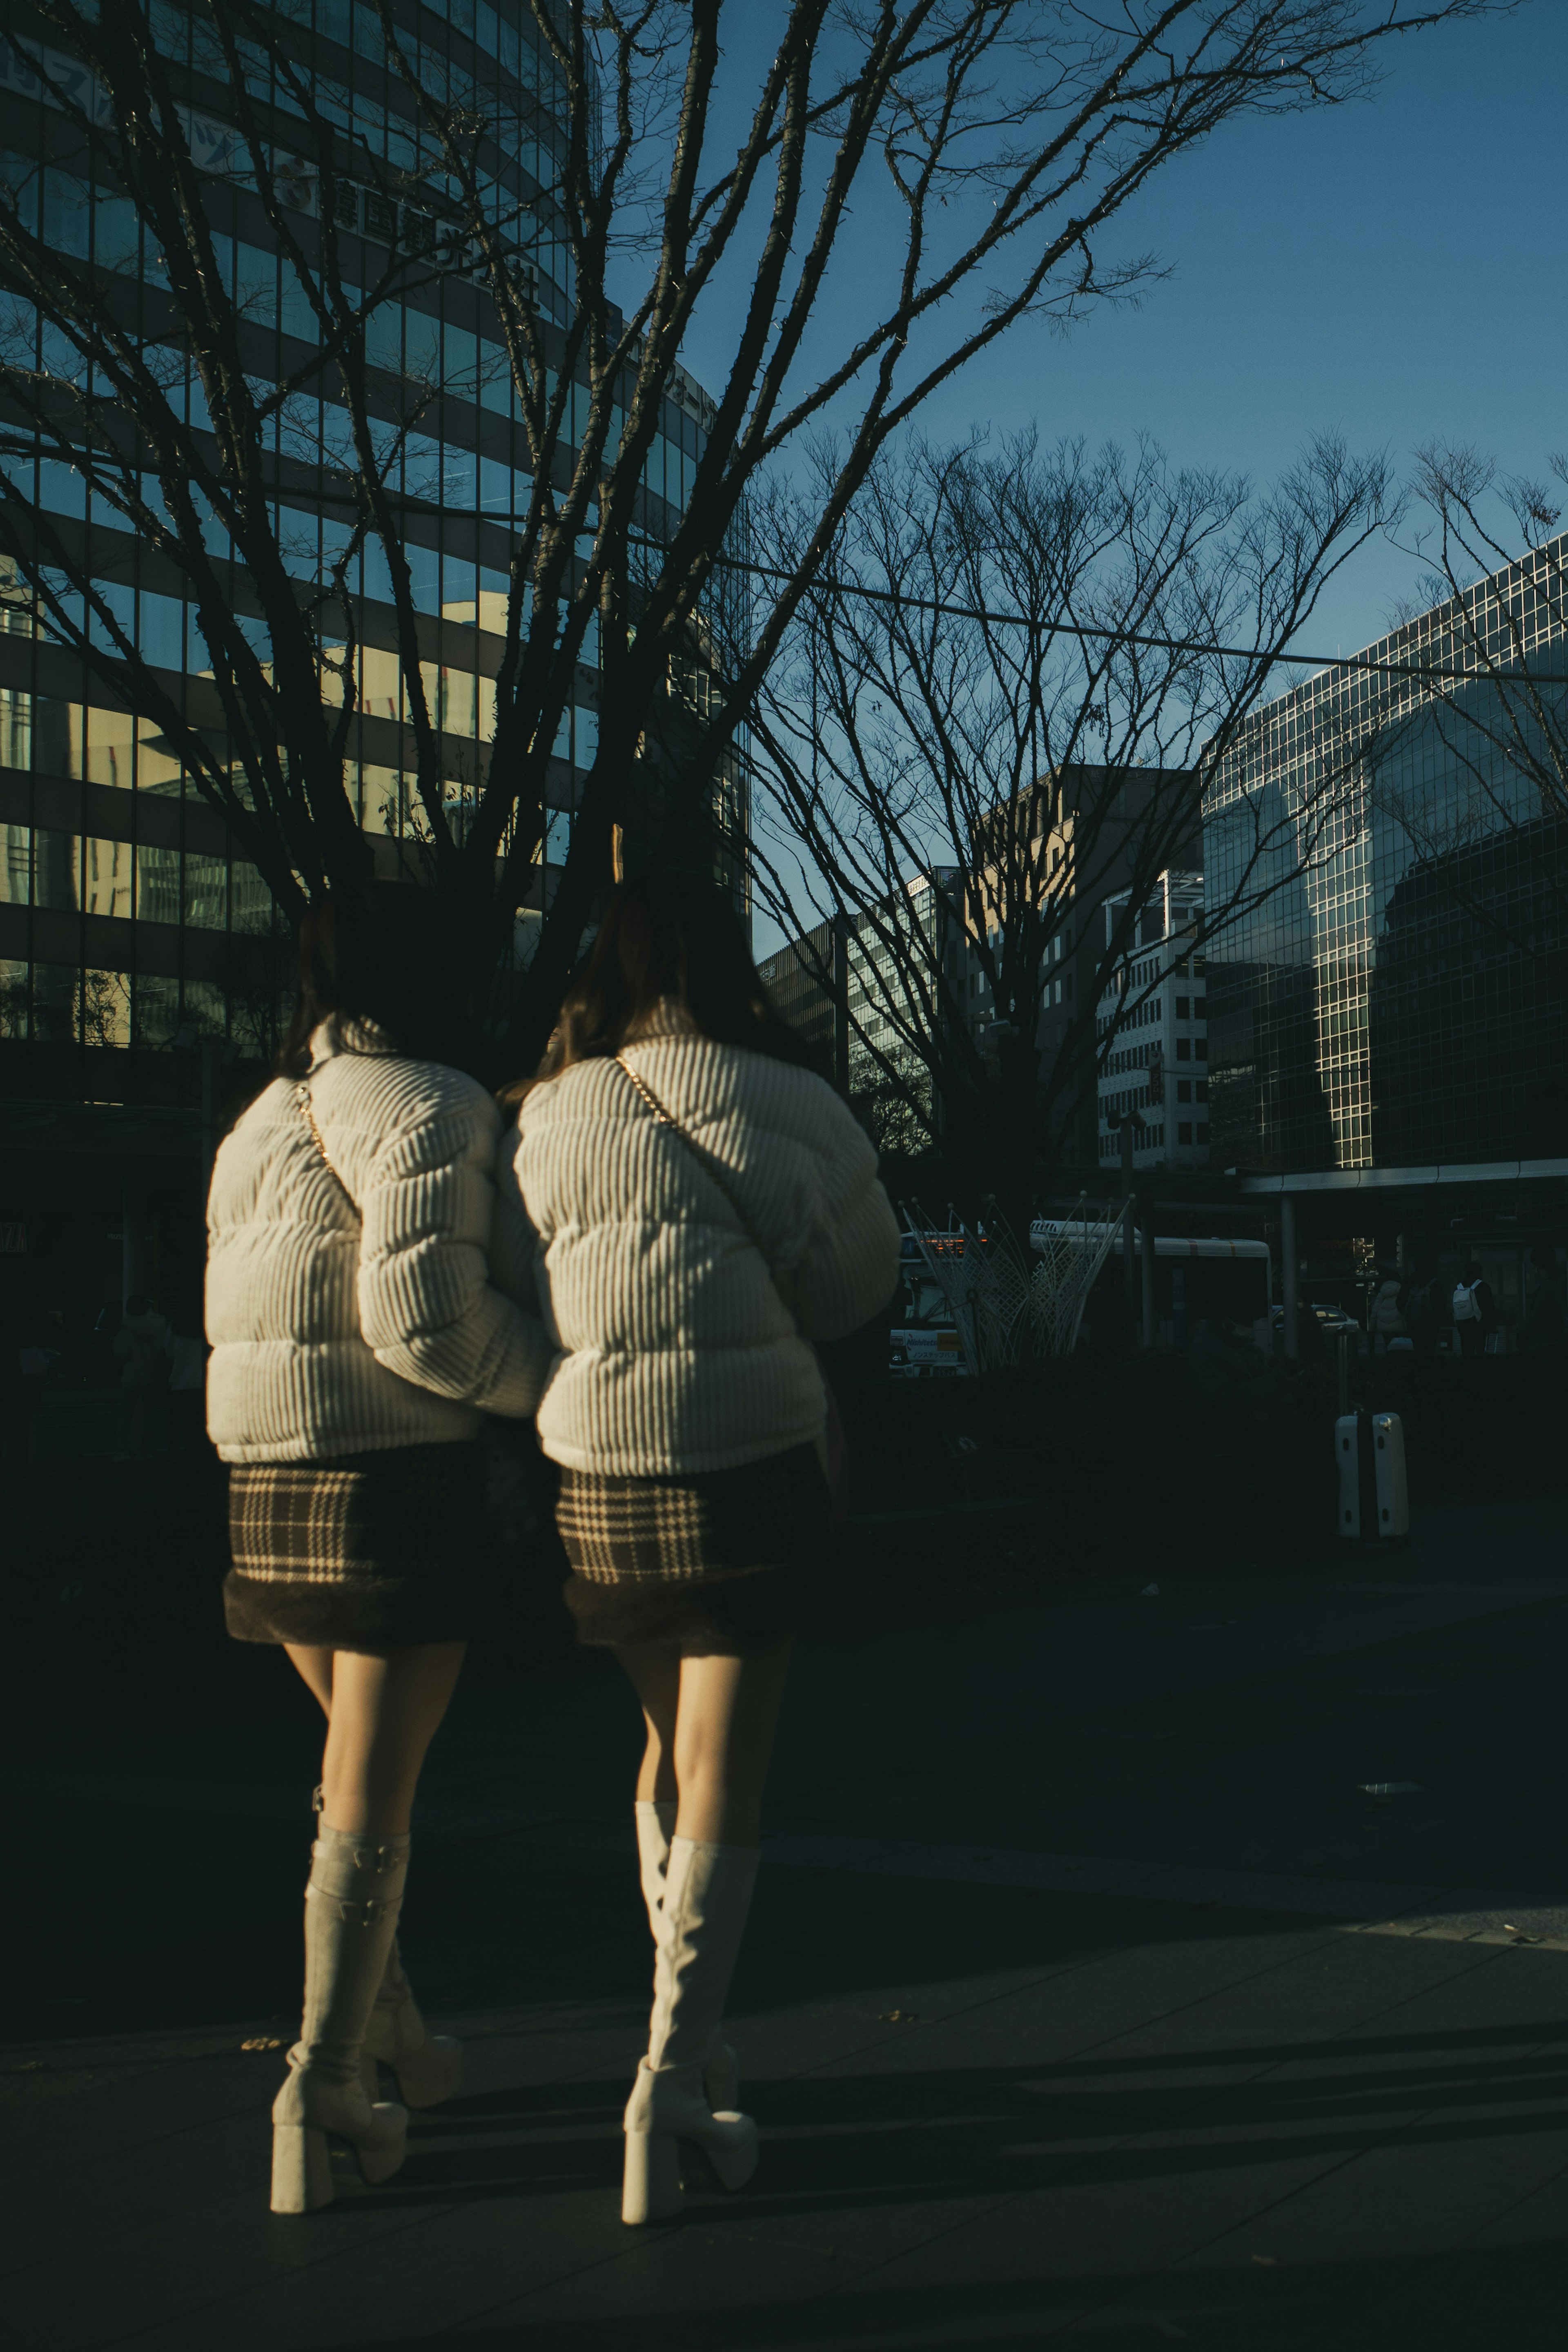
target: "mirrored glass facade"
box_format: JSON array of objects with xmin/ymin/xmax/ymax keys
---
[
  {"xmin": 1205, "ymin": 540, "xmax": 1568, "ymax": 1173},
  {"xmin": 0, "ymin": 0, "xmax": 724, "ymax": 1102}
]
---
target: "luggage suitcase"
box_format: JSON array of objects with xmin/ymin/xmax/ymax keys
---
[{"xmin": 1335, "ymin": 1410, "xmax": 1410, "ymax": 1544}]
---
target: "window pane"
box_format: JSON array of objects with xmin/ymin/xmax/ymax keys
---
[
  {"xmin": 33, "ymin": 699, "xmax": 85, "ymax": 778},
  {"xmin": 32, "ymin": 962, "xmax": 77, "ymax": 1042},
  {"xmin": 136, "ymin": 844, "xmax": 181, "ymax": 925},
  {"xmin": 231, "ymin": 862, "xmax": 273, "ymax": 934},
  {"xmin": 134, "ymin": 970, "xmax": 180, "ymax": 1049},
  {"xmin": 82, "ymin": 836, "xmax": 133, "ymax": 918},
  {"xmin": 182, "ymin": 977, "xmax": 226, "ymax": 1036},
  {"xmin": 0, "ymin": 958, "xmax": 27, "ymax": 1039},
  {"xmin": 183, "ymin": 854, "xmax": 228, "ymax": 929},
  {"xmin": 0, "ymin": 686, "xmax": 32, "ymax": 767},
  {"xmin": 0, "ymin": 825, "xmax": 29, "ymax": 904},
  {"xmin": 33, "ymin": 830, "xmax": 80, "ymax": 910},
  {"xmin": 136, "ymin": 716, "xmax": 182, "ymax": 794},
  {"xmin": 81, "ymin": 969, "xmax": 131, "ymax": 1047}
]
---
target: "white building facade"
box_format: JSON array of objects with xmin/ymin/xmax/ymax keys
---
[{"xmin": 1096, "ymin": 869, "xmax": 1209, "ymax": 1172}]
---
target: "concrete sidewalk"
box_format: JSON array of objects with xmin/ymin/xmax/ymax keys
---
[{"xmin": 4, "ymin": 1494, "xmax": 1568, "ymax": 2347}]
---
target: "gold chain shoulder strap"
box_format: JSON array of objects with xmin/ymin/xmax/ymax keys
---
[
  {"xmin": 613, "ymin": 1051, "xmax": 770, "ymax": 1265},
  {"xmin": 295, "ymin": 1076, "xmax": 359, "ymax": 1217}
]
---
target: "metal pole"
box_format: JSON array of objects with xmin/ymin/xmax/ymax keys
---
[
  {"xmin": 1337, "ymin": 1326, "xmax": 1351, "ymax": 1420},
  {"xmin": 1281, "ymin": 1193, "xmax": 1299, "ymax": 1360},
  {"xmin": 1119, "ymin": 1117, "xmax": 1137, "ymax": 1333},
  {"xmin": 1141, "ymin": 1208, "xmax": 1157, "ymax": 1348}
]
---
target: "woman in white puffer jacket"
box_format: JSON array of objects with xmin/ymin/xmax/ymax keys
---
[
  {"xmin": 508, "ymin": 872, "xmax": 900, "ymax": 2226},
  {"xmin": 207, "ymin": 883, "xmax": 550, "ymax": 2216}
]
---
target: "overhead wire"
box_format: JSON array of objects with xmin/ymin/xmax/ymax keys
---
[{"xmin": 626, "ymin": 528, "xmax": 1568, "ymax": 688}]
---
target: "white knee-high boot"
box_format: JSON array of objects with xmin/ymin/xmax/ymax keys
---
[
  {"xmin": 271, "ymin": 1826, "xmax": 412, "ymax": 2214},
  {"xmin": 633, "ymin": 1801, "xmax": 738, "ymax": 2112},
  {"xmin": 312, "ymin": 1786, "xmax": 460, "ymax": 2110},
  {"xmin": 622, "ymin": 1837, "xmax": 760, "ymax": 2226}
]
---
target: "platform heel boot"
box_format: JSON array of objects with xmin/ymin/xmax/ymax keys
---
[
  {"xmin": 622, "ymin": 1837, "xmax": 760, "ymax": 2226},
  {"xmin": 310, "ymin": 1785, "xmax": 461, "ymax": 2111},
  {"xmin": 270, "ymin": 1825, "xmax": 412, "ymax": 2214},
  {"xmin": 634, "ymin": 1801, "xmax": 739, "ymax": 2113}
]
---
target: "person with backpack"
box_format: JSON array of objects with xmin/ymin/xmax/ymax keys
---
[
  {"xmin": 506, "ymin": 872, "xmax": 900, "ymax": 2226},
  {"xmin": 1451, "ymin": 1260, "xmax": 1498, "ymax": 1359},
  {"xmin": 206, "ymin": 883, "xmax": 552, "ymax": 2214}
]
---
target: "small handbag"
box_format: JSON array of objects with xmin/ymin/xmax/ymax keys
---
[{"xmin": 614, "ymin": 1050, "xmax": 850, "ymax": 1520}]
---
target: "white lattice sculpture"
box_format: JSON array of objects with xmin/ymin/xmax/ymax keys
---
[
  {"xmin": 902, "ymin": 1198, "xmax": 1124, "ymax": 1370},
  {"xmin": 1026, "ymin": 1206, "xmax": 1125, "ymax": 1356}
]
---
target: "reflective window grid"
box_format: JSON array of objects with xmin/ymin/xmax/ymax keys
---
[
  {"xmin": 0, "ymin": 0, "xmax": 730, "ymax": 1096},
  {"xmin": 1203, "ymin": 539, "xmax": 1568, "ymax": 1173}
]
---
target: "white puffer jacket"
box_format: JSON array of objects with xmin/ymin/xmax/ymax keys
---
[
  {"xmin": 508, "ymin": 1029, "xmax": 901, "ymax": 1476},
  {"xmin": 206, "ymin": 1022, "xmax": 550, "ymax": 1463}
]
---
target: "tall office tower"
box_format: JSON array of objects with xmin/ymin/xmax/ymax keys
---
[
  {"xmin": 1094, "ymin": 870, "xmax": 1207, "ymax": 1173},
  {"xmin": 0, "ymin": 2, "xmax": 726, "ymax": 1315},
  {"xmin": 1204, "ymin": 540, "xmax": 1568, "ymax": 1177}
]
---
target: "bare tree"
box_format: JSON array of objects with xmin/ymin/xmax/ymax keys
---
[
  {"xmin": 0, "ymin": 0, "xmax": 1500, "ymax": 1066},
  {"xmin": 744, "ymin": 428, "xmax": 1398, "ymax": 1232}
]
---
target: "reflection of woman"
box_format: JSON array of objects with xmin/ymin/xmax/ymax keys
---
[
  {"xmin": 508, "ymin": 874, "xmax": 899, "ymax": 2225},
  {"xmin": 206, "ymin": 884, "xmax": 550, "ymax": 2214},
  {"xmin": 1370, "ymin": 1278, "xmax": 1407, "ymax": 1355}
]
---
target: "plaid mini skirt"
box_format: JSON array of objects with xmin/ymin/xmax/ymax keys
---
[
  {"xmin": 224, "ymin": 1441, "xmax": 499, "ymax": 1650},
  {"xmin": 555, "ymin": 1441, "xmax": 831, "ymax": 1651}
]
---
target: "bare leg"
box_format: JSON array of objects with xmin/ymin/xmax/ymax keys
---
[
  {"xmin": 671, "ymin": 1640, "xmax": 794, "ymax": 1849},
  {"xmin": 285, "ymin": 1643, "xmax": 335, "ymax": 1719},
  {"xmin": 316, "ymin": 1644, "xmax": 467, "ymax": 1834},
  {"xmin": 615, "ymin": 1645, "xmax": 681, "ymax": 1805},
  {"xmin": 615, "ymin": 1637, "xmax": 794, "ymax": 1849}
]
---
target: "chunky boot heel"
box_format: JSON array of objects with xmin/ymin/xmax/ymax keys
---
[
  {"xmin": 621, "ymin": 2056, "xmax": 758, "ymax": 2222},
  {"xmin": 271, "ymin": 2121, "xmax": 334, "ymax": 2214},
  {"xmin": 361, "ymin": 1942, "xmax": 463, "ymax": 2111},
  {"xmin": 272, "ymin": 2062, "xmax": 408, "ymax": 2209},
  {"xmin": 699, "ymin": 2109, "xmax": 759, "ymax": 2190},
  {"xmin": 361, "ymin": 2033, "xmax": 462, "ymax": 2110},
  {"xmin": 354, "ymin": 2109, "xmax": 410, "ymax": 2185},
  {"xmin": 622, "ymin": 2129, "xmax": 684, "ymax": 2225}
]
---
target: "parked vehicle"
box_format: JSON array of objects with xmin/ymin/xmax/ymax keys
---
[{"xmin": 1271, "ymin": 1302, "xmax": 1361, "ymax": 1342}]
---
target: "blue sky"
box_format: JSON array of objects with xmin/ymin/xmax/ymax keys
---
[{"xmin": 683, "ymin": 2, "xmax": 1568, "ymax": 667}]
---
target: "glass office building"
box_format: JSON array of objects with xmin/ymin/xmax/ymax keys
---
[
  {"xmin": 0, "ymin": 0, "xmax": 724, "ymax": 1112},
  {"xmin": 757, "ymin": 876, "xmax": 967, "ymax": 1154},
  {"xmin": 1094, "ymin": 870, "xmax": 1208, "ymax": 1172},
  {"xmin": 1205, "ymin": 538, "xmax": 1568, "ymax": 1175}
]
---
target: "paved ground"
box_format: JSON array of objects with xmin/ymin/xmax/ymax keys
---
[{"xmin": 5, "ymin": 1493, "xmax": 1568, "ymax": 2347}]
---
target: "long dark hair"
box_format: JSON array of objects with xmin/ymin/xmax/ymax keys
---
[
  {"xmin": 277, "ymin": 882, "xmax": 473, "ymax": 1077},
  {"xmin": 517, "ymin": 871, "xmax": 818, "ymax": 1099}
]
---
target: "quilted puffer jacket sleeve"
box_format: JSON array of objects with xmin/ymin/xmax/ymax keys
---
[
  {"xmin": 785, "ymin": 1081, "xmax": 902, "ymax": 1341},
  {"xmin": 357, "ymin": 1087, "xmax": 552, "ymax": 1417}
]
